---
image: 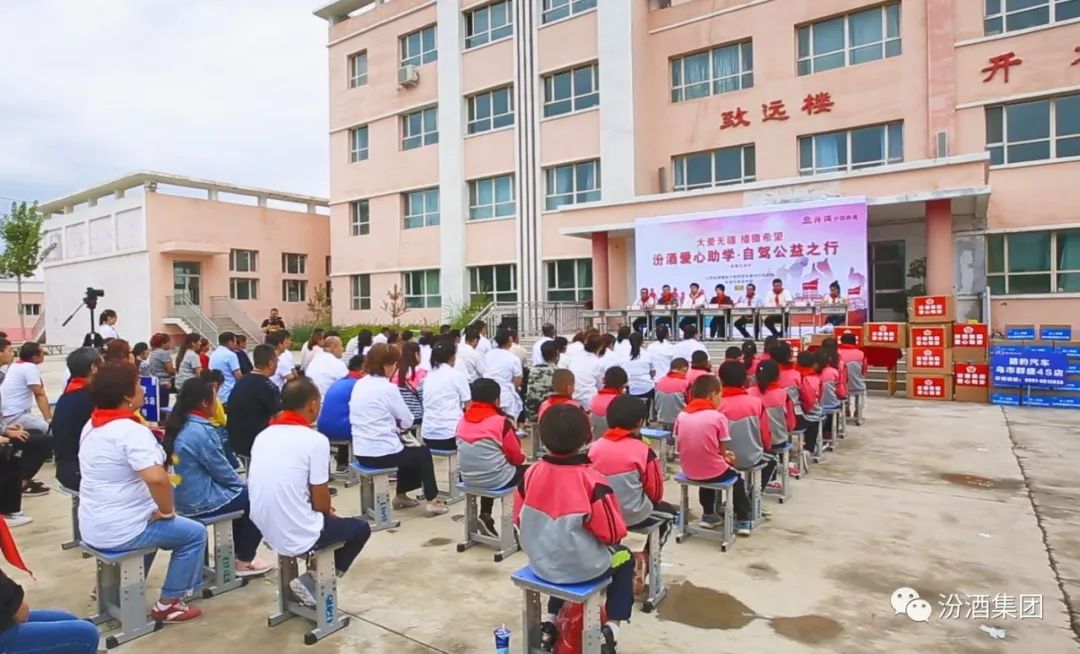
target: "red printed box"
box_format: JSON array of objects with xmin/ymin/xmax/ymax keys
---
[
  {"xmin": 910, "ymin": 324, "xmax": 951, "ymax": 348},
  {"xmin": 782, "ymin": 338, "xmax": 802, "ymax": 356},
  {"xmin": 906, "ymin": 374, "xmax": 954, "ymax": 401},
  {"xmin": 863, "ymin": 322, "xmax": 906, "ymax": 349},
  {"xmin": 954, "ymin": 363, "xmax": 989, "ymax": 388},
  {"xmin": 953, "ymin": 323, "xmax": 989, "ymax": 348},
  {"xmin": 907, "ymin": 347, "xmax": 952, "ymax": 373},
  {"xmin": 835, "ymin": 326, "xmax": 862, "ymax": 345},
  {"xmin": 908, "ymin": 295, "xmax": 956, "ymax": 323}
]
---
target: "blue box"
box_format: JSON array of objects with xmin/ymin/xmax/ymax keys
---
[
  {"xmin": 1059, "ymin": 345, "xmax": 1080, "ymax": 357},
  {"xmin": 990, "ymin": 392, "xmax": 1022, "ymax": 406},
  {"xmin": 1040, "ymin": 326, "xmax": 1073, "ymax": 341},
  {"xmin": 1050, "ymin": 395, "xmax": 1080, "ymax": 408},
  {"xmin": 991, "ymin": 345, "xmax": 1024, "ymax": 356},
  {"xmin": 1068, "ymin": 362, "xmax": 1080, "ymax": 374},
  {"xmin": 1024, "ymin": 394, "xmax": 1054, "ymax": 407},
  {"xmin": 1006, "ymin": 326, "xmax": 1036, "ymax": 340}
]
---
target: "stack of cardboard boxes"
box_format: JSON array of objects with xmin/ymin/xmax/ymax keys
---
[
  {"xmin": 904, "ymin": 296, "xmax": 956, "ymax": 401},
  {"xmin": 990, "ymin": 324, "xmax": 1080, "ymax": 408},
  {"xmin": 952, "ymin": 323, "xmax": 991, "ymax": 403}
]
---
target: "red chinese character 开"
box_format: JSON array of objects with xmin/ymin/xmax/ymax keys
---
[
  {"xmin": 761, "ymin": 100, "xmax": 789, "ymax": 122},
  {"xmin": 721, "ymin": 107, "xmax": 750, "ymax": 129},
  {"xmin": 802, "ymin": 92, "xmax": 834, "ymax": 115},
  {"xmin": 982, "ymin": 52, "xmax": 1022, "ymax": 83}
]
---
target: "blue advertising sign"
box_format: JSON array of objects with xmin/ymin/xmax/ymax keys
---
[
  {"xmin": 140, "ymin": 376, "xmax": 160, "ymax": 423},
  {"xmin": 1060, "ymin": 345, "xmax": 1080, "ymax": 358},
  {"xmin": 1005, "ymin": 326, "xmax": 1036, "ymax": 340},
  {"xmin": 990, "ymin": 391, "xmax": 1022, "ymax": 406},
  {"xmin": 990, "ymin": 349, "xmax": 1069, "ymax": 389},
  {"xmin": 1040, "ymin": 326, "xmax": 1073, "ymax": 341}
]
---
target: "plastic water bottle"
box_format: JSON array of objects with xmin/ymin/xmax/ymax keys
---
[{"xmin": 494, "ymin": 624, "xmax": 511, "ymax": 654}]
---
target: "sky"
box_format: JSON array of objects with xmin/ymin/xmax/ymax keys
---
[{"xmin": 0, "ymin": 1, "xmax": 330, "ymax": 206}]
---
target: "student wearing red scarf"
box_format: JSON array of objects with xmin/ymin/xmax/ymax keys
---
[
  {"xmin": 588, "ymin": 366, "xmax": 628, "ymax": 440},
  {"xmin": 52, "ymin": 347, "xmax": 102, "ymax": 494}
]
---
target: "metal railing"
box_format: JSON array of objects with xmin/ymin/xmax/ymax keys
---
[
  {"xmin": 167, "ymin": 294, "xmax": 219, "ymax": 343},
  {"xmin": 30, "ymin": 312, "xmax": 46, "ymax": 343},
  {"xmin": 210, "ymin": 296, "xmax": 264, "ymax": 343},
  {"xmin": 479, "ymin": 302, "xmax": 588, "ymax": 337}
]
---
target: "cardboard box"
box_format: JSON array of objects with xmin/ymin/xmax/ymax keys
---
[
  {"xmin": 953, "ymin": 346, "xmax": 989, "ymax": 364},
  {"xmin": 909, "ymin": 295, "xmax": 956, "ymax": 323},
  {"xmin": 906, "ymin": 373, "xmax": 953, "ymax": 401},
  {"xmin": 864, "ymin": 322, "xmax": 906, "ymax": 348},
  {"xmin": 990, "ymin": 389, "xmax": 1023, "ymax": 406},
  {"xmin": 907, "ymin": 347, "xmax": 952, "ymax": 374},
  {"xmin": 953, "ymin": 323, "xmax": 989, "ymax": 349},
  {"xmin": 954, "ymin": 363, "xmax": 990, "ymax": 403},
  {"xmin": 909, "ymin": 323, "xmax": 952, "ymax": 348},
  {"xmin": 782, "ymin": 338, "xmax": 803, "ymax": 356},
  {"xmin": 834, "ymin": 326, "xmax": 862, "ymax": 345}
]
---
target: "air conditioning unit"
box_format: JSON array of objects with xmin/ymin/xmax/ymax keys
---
[{"xmin": 398, "ymin": 65, "xmax": 420, "ymax": 87}]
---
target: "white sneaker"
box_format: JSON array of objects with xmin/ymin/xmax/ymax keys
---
[
  {"xmin": 3, "ymin": 513, "xmax": 32, "ymax": 528},
  {"xmin": 289, "ymin": 573, "xmax": 316, "ymax": 607}
]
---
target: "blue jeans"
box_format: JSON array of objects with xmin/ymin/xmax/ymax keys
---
[
  {"xmin": 193, "ymin": 489, "xmax": 263, "ymax": 562},
  {"xmin": 116, "ymin": 516, "xmax": 207, "ymax": 600},
  {"xmin": 0, "ymin": 609, "xmax": 99, "ymax": 653}
]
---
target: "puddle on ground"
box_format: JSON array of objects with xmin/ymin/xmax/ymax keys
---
[
  {"xmin": 746, "ymin": 561, "xmax": 780, "ymax": 581},
  {"xmin": 940, "ymin": 473, "xmax": 1024, "ymax": 491},
  {"xmin": 422, "ymin": 537, "xmax": 453, "ymax": 547},
  {"xmin": 450, "ymin": 514, "xmax": 465, "ymax": 523},
  {"xmin": 658, "ymin": 582, "xmax": 842, "ymax": 644}
]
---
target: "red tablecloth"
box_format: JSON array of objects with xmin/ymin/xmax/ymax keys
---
[{"xmin": 806, "ymin": 345, "xmax": 903, "ymax": 370}]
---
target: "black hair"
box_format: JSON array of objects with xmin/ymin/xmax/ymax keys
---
[
  {"xmin": 357, "ymin": 329, "xmax": 373, "ymax": 349},
  {"xmin": 818, "ymin": 347, "xmax": 839, "ymax": 369},
  {"xmin": 396, "ymin": 342, "xmax": 421, "ymax": 387},
  {"xmin": 655, "ymin": 324, "xmax": 670, "ymax": 343},
  {"xmin": 719, "ymin": 360, "xmax": 747, "ymax": 388},
  {"xmin": 616, "ymin": 325, "xmax": 631, "ymax": 342},
  {"xmin": 725, "ymin": 346, "xmax": 743, "ymax": 360},
  {"xmin": 554, "ymin": 336, "xmax": 568, "ymax": 353},
  {"xmin": 281, "ymin": 377, "xmax": 320, "ymax": 411},
  {"xmin": 772, "ymin": 278, "xmax": 782, "ymax": 285},
  {"xmin": 797, "ymin": 351, "xmax": 817, "ymax": 369},
  {"xmin": 670, "ymin": 357, "xmax": 689, "ymax": 372},
  {"xmin": 177, "ymin": 332, "xmax": 202, "ymax": 368},
  {"xmin": 464, "ymin": 327, "xmax": 480, "ymax": 343},
  {"xmin": 470, "ymin": 378, "xmax": 501, "ymax": 404},
  {"xmin": 756, "ymin": 359, "xmax": 780, "ymax": 393},
  {"xmin": 539, "ymin": 403, "xmax": 591, "ymax": 455},
  {"xmin": 540, "ymin": 339, "xmax": 559, "ymax": 363},
  {"xmin": 690, "ymin": 374, "xmax": 720, "ymax": 399},
  {"xmin": 603, "ymin": 366, "xmax": 628, "ymax": 390},
  {"xmin": 132, "ymin": 342, "xmax": 149, "ymax": 359},
  {"xmin": 18, "ymin": 342, "xmax": 40, "ymax": 362},
  {"xmin": 348, "ymin": 354, "xmax": 365, "ymax": 371},
  {"xmin": 99, "ymin": 309, "xmax": 116, "ymax": 325},
  {"xmin": 821, "ymin": 337, "xmax": 838, "ymax": 350},
  {"xmin": 199, "ymin": 368, "xmax": 226, "ymax": 385},
  {"xmin": 840, "ymin": 332, "xmax": 858, "ymax": 345},
  {"xmin": 494, "ymin": 328, "xmax": 512, "ymax": 348},
  {"xmin": 606, "ymin": 394, "xmax": 647, "ymax": 431},
  {"xmin": 769, "ymin": 342, "xmax": 793, "ymax": 366},
  {"xmin": 829, "ymin": 280, "xmax": 841, "ymax": 292},
  {"xmin": 439, "ymin": 324, "xmax": 452, "ymax": 334},
  {"xmin": 715, "ymin": 283, "xmax": 725, "ymax": 291},
  {"xmin": 763, "ymin": 335, "xmax": 778, "ymax": 351},
  {"xmin": 746, "ymin": 282, "xmax": 757, "ymax": 292},
  {"xmin": 218, "ymin": 331, "xmax": 236, "ymax": 346},
  {"xmin": 741, "ymin": 340, "xmax": 757, "ymax": 369},
  {"xmin": 164, "ymin": 377, "xmax": 215, "ymax": 460},
  {"xmin": 628, "ymin": 332, "xmax": 643, "ymax": 360},
  {"xmin": 682, "ymin": 324, "xmax": 699, "ymax": 340},
  {"xmin": 253, "ymin": 344, "xmax": 276, "ymax": 369},
  {"xmin": 542, "ymin": 323, "xmax": 556, "ymax": 338},
  {"xmin": 431, "ymin": 339, "xmax": 456, "ymax": 368},
  {"xmin": 401, "ymin": 330, "xmax": 414, "ymax": 341}
]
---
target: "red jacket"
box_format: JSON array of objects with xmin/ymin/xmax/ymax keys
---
[{"xmin": 589, "ymin": 430, "xmax": 664, "ymax": 526}]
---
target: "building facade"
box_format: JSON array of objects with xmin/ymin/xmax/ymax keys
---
[
  {"xmin": 0, "ymin": 275, "xmax": 45, "ymax": 342},
  {"xmin": 39, "ymin": 173, "xmax": 330, "ymax": 348},
  {"xmin": 317, "ymin": 0, "xmax": 1080, "ymax": 330}
]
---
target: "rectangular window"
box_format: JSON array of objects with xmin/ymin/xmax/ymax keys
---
[
  {"xmin": 403, "ymin": 188, "xmax": 440, "ymax": 229},
  {"xmin": 797, "ymin": 3, "xmax": 901, "ymax": 76},
  {"xmin": 670, "ymin": 41, "xmax": 753, "ymax": 103},
  {"xmin": 798, "ymin": 121, "xmax": 903, "ymax": 175},
  {"xmin": 987, "ymin": 229, "xmax": 1080, "ymax": 294},
  {"xmin": 986, "ymin": 93, "xmax": 1080, "ymax": 165},
  {"xmin": 673, "ymin": 145, "xmax": 756, "ymax": 191},
  {"xmin": 350, "ymin": 125, "xmax": 369, "ymax": 162},
  {"xmin": 350, "ymin": 274, "xmax": 371, "ymax": 310},
  {"xmin": 404, "ymin": 269, "xmax": 441, "ymax": 308},
  {"xmin": 229, "ymin": 278, "xmax": 259, "ymax": 301},
  {"xmin": 465, "ymin": 0, "xmax": 513, "ymax": 49},
  {"xmin": 544, "ymin": 160, "xmax": 600, "ymax": 210},
  {"xmin": 282, "ymin": 279, "xmax": 308, "ymax": 303},
  {"xmin": 229, "ymin": 249, "xmax": 258, "ymax": 273},
  {"xmin": 19, "ymin": 304, "xmax": 41, "ymax": 316},
  {"xmin": 469, "ymin": 174, "xmax": 515, "ymax": 220},
  {"xmin": 402, "ymin": 106, "xmax": 438, "ymax": 150},
  {"xmin": 401, "ymin": 25, "xmax": 437, "ymax": 67},
  {"xmin": 467, "ymin": 86, "xmax": 515, "ymax": 134},
  {"xmin": 350, "ymin": 200, "xmax": 370, "ymax": 236},
  {"xmin": 469, "ymin": 264, "xmax": 518, "ymax": 303},
  {"xmin": 545, "ymin": 259, "xmax": 593, "ymax": 302},
  {"xmin": 282, "ymin": 253, "xmax": 307, "ymax": 275},
  {"xmin": 543, "ymin": 62, "xmax": 599, "ymax": 118},
  {"xmin": 542, "ymin": 0, "xmax": 596, "ymax": 24},
  {"xmin": 349, "ymin": 51, "xmax": 368, "ymax": 87},
  {"xmin": 984, "ymin": 0, "xmax": 1080, "ymax": 35}
]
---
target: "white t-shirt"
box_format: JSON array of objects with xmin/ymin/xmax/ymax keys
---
[
  {"xmin": 623, "ymin": 352, "xmax": 656, "ymax": 396},
  {"xmin": 1, "ymin": 361, "xmax": 42, "ymax": 419},
  {"xmin": 248, "ymin": 424, "xmax": 330, "ymax": 556},
  {"xmin": 78, "ymin": 418, "xmax": 164, "ymax": 549},
  {"xmin": 349, "ymin": 375, "xmax": 415, "ymax": 457},
  {"xmin": 614, "ymin": 340, "xmax": 632, "ymax": 360},
  {"xmin": 674, "ymin": 338, "xmax": 707, "ymax": 363},
  {"xmin": 272, "ymin": 349, "xmax": 295, "ymax": 389},
  {"xmin": 682, "ymin": 292, "xmax": 707, "ymax": 309},
  {"xmin": 306, "ymin": 350, "xmax": 348, "ymax": 399},
  {"xmin": 476, "ymin": 335, "xmax": 492, "ymax": 356},
  {"xmin": 569, "ymin": 351, "xmax": 604, "ymax": 408},
  {"xmin": 419, "ymin": 365, "xmax": 471, "ymax": 442},
  {"xmin": 561, "ymin": 341, "xmax": 585, "ymax": 370},
  {"xmin": 483, "ymin": 348, "xmax": 523, "ymax": 418},
  {"xmin": 455, "ymin": 343, "xmax": 484, "ymax": 383},
  {"xmin": 419, "ymin": 344, "xmax": 432, "ymax": 372},
  {"xmin": 372, "ymin": 333, "xmax": 388, "ymax": 345},
  {"xmin": 647, "ymin": 340, "xmax": 676, "ymax": 376},
  {"xmin": 344, "ymin": 336, "xmax": 360, "ymax": 360},
  {"xmin": 531, "ymin": 337, "xmax": 553, "ymax": 366},
  {"xmin": 598, "ymin": 349, "xmax": 623, "ymax": 371},
  {"xmin": 767, "ymin": 289, "xmax": 794, "ymax": 307},
  {"xmin": 299, "ymin": 344, "xmax": 322, "ymax": 372},
  {"xmin": 98, "ymin": 324, "xmax": 119, "ymax": 340},
  {"xmin": 736, "ymin": 294, "xmax": 764, "ymax": 308}
]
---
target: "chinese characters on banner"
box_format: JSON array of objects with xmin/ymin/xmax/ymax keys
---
[
  {"xmin": 982, "ymin": 47, "xmax": 1079, "ymax": 83},
  {"xmin": 989, "ymin": 349, "xmax": 1068, "ymax": 388},
  {"xmin": 721, "ymin": 93, "xmax": 833, "ymax": 130}
]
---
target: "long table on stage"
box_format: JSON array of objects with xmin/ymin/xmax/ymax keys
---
[{"xmin": 580, "ymin": 306, "xmax": 850, "ymax": 339}]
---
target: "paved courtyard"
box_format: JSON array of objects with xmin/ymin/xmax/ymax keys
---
[{"xmin": 11, "ymin": 359, "xmax": 1080, "ymax": 653}]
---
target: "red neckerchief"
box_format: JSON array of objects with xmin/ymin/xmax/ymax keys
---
[
  {"xmin": 90, "ymin": 408, "xmax": 139, "ymax": 428},
  {"xmin": 0, "ymin": 519, "xmax": 32, "ymax": 579},
  {"xmin": 666, "ymin": 372, "xmax": 687, "ymax": 380},
  {"xmin": 64, "ymin": 377, "xmax": 90, "ymax": 395},
  {"xmin": 772, "ymin": 292, "xmax": 784, "ymax": 306},
  {"xmin": 598, "ymin": 388, "xmax": 621, "ymax": 396},
  {"xmin": 348, "ymin": 370, "xmax": 364, "ymax": 379},
  {"xmin": 464, "ymin": 402, "xmax": 500, "ymax": 423},
  {"xmin": 684, "ymin": 398, "xmax": 715, "ymax": 413},
  {"xmin": 269, "ymin": 411, "xmax": 310, "ymax": 427},
  {"xmin": 839, "ymin": 344, "xmax": 859, "ymax": 350},
  {"xmin": 639, "ymin": 294, "xmax": 650, "ymax": 303},
  {"xmin": 797, "ymin": 366, "xmax": 816, "ymax": 377},
  {"xmin": 547, "ymin": 394, "xmax": 574, "ymax": 406},
  {"xmin": 722, "ymin": 386, "xmax": 748, "ymax": 398},
  {"xmin": 660, "ymin": 292, "xmax": 674, "ymax": 304},
  {"xmin": 744, "ymin": 294, "xmax": 756, "ymax": 305},
  {"xmin": 767, "ymin": 382, "xmax": 782, "ymax": 391},
  {"xmin": 782, "ymin": 362, "xmax": 797, "ymax": 370},
  {"xmin": 692, "ymin": 364, "xmax": 711, "ymax": 373},
  {"xmin": 713, "ymin": 294, "xmax": 726, "ymax": 304},
  {"xmin": 603, "ymin": 428, "xmax": 635, "ymax": 441},
  {"xmin": 689, "ymin": 290, "xmax": 704, "ymax": 300},
  {"xmin": 190, "ymin": 408, "xmax": 210, "ymax": 419}
]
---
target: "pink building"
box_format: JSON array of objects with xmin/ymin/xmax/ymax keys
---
[
  {"xmin": 0, "ymin": 275, "xmax": 45, "ymax": 342},
  {"xmin": 316, "ymin": 0, "xmax": 1080, "ymax": 330},
  {"xmin": 39, "ymin": 172, "xmax": 330, "ymax": 347}
]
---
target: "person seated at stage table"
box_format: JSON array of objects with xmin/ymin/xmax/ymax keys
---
[
  {"xmin": 679, "ymin": 282, "xmax": 708, "ymax": 332},
  {"xmin": 820, "ymin": 281, "xmax": 848, "ymax": 327},
  {"xmin": 654, "ymin": 284, "xmax": 678, "ymax": 330},
  {"xmin": 733, "ymin": 283, "xmax": 763, "ymax": 339},
  {"xmin": 708, "ymin": 284, "xmax": 735, "ymax": 339},
  {"xmin": 630, "ymin": 288, "xmax": 656, "ymax": 335},
  {"xmin": 763, "ymin": 278, "xmax": 794, "ymax": 338}
]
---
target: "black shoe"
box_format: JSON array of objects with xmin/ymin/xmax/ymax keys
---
[
  {"xmin": 329, "ymin": 487, "xmax": 338, "ymax": 497},
  {"xmin": 477, "ymin": 513, "xmax": 498, "ymax": 538},
  {"xmin": 22, "ymin": 480, "xmax": 49, "ymax": 497},
  {"xmin": 601, "ymin": 624, "xmax": 618, "ymax": 654},
  {"xmin": 540, "ymin": 620, "xmax": 558, "ymax": 652}
]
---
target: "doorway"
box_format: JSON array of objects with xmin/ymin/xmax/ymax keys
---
[
  {"xmin": 869, "ymin": 241, "xmax": 906, "ymax": 322},
  {"xmin": 173, "ymin": 261, "xmax": 202, "ymax": 305}
]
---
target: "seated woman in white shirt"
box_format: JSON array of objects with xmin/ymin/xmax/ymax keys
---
[
  {"xmin": 97, "ymin": 309, "xmax": 119, "ymax": 341},
  {"xmin": 419, "ymin": 341, "xmax": 471, "ymax": 450},
  {"xmin": 350, "ymin": 344, "xmax": 446, "ymax": 516},
  {"xmin": 647, "ymin": 324, "xmax": 675, "ymax": 377},
  {"xmin": 299, "ymin": 329, "xmax": 325, "ymax": 372},
  {"xmin": 568, "ymin": 333, "xmax": 606, "ymax": 408},
  {"xmin": 482, "ymin": 330, "xmax": 524, "ymax": 424},
  {"xmin": 622, "ymin": 332, "xmax": 656, "ymax": 413}
]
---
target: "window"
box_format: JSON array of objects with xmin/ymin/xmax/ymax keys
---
[
  {"xmin": 350, "ymin": 274, "xmax": 371, "ymax": 310},
  {"xmin": 985, "ymin": 0, "xmax": 1080, "ymax": 35},
  {"xmin": 350, "ymin": 125, "xmax": 369, "ymax": 162},
  {"xmin": 402, "ymin": 106, "xmax": 438, "ymax": 150},
  {"xmin": 282, "ymin": 253, "xmax": 307, "ymax": 275},
  {"xmin": 349, "ymin": 51, "xmax": 368, "ymax": 87},
  {"xmin": 229, "ymin": 249, "xmax": 258, "ymax": 273},
  {"xmin": 404, "ymin": 269, "xmax": 441, "ymax": 308},
  {"xmin": 797, "ymin": 3, "xmax": 901, "ymax": 75},
  {"xmin": 403, "ymin": 188, "xmax": 440, "ymax": 229},
  {"xmin": 282, "ymin": 280, "xmax": 308, "ymax": 303},
  {"xmin": 546, "ymin": 259, "xmax": 592, "ymax": 302},
  {"xmin": 19, "ymin": 304, "xmax": 40, "ymax": 317},
  {"xmin": 469, "ymin": 264, "xmax": 518, "ymax": 303},
  {"xmin": 230, "ymin": 278, "xmax": 259, "ymax": 301},
  {"xmin": 671, "ymin": 41, "xmax": 753, "ymax": 103},
  {"xmin": 469, "ymin": 174, "xmax": 515, "ymax": 220},
  {"xmin": 466, "ymin": 1, "xmax": 513, "ymax": 48},
  {"xmin": 467, "ymin": 86, "xmax": 514, "ymax": 134},
  {"xmin": 350, "ymin": 200, "xmax": 370, "ymax": 236},
  {"xmin": 673, "ymin": 145, "xmax": 756, "ymax": 190},
  {"xmin": 545, "ymin": 160, "xmax": 600, "ymax": 210},
  {"xmin": 401, "ymin": 25, "xmax": 437, "ymax": 67},
  {"xmin": 987, "ymin": 229, "xmax": 1080, "ymax": 294},
  {"xmin": 542, "ymin": 0, "xmax": 596, "ymax": 24},
  {"xmin": 543, "ymin": 62, "xmax": 599, "ymax": 118},
  {"xmin": 986, "ymin": 93, "xmax": 1080, "ymax": 165},
  {"xmin": 799, "ymin": 121, "xmax": 903, "ymax": 175}
]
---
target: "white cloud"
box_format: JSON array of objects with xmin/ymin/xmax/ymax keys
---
[{"xmin": 0, "ymin": 0, "xmax": 329, "ymax": 203}]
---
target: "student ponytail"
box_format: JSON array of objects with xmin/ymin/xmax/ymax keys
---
[
  {"xmin": 756, "ymin": 359, "xmax": 780, "ymax": 393},
  {"xmin": 163, "ymin": 377, "xmax": 215, "ymax": 461},
  {"xmin": 175, "ymin": 332, "xmax": 201, "ymax": 370},
  {"xmin": 741, "ymin": 340, "xmax": 757, "ymax": 370},
  {"xmin": 629, "ymin": 332, "xmax": 643, "ymax": 360}
]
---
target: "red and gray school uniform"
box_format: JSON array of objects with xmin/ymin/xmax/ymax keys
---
[
  {"xmin": 654, "ymin": 373, "xmax": 690, "ymax": 424},
  {"xmin": 798, "ymin": 369, "xmax": 824, "ymax": 422},
  {"xmin": 537, "ymin": 394, "xmax": 580, "ymax": 420},
  {"xmin": 839, "ymin": 345, "xmax": 866, "ymax": 395},
  {"xmin": 513, "ymin": 455, "xmax": 627, "ymax": 584},
  {"xmin": 718, "ymin": 388, "xmax": 770, "ymax": 468},
  {"xmin": 819, "ymin": 366, "xmax": 842, "ymax": 408},
  {"xmin": 749, "ymin": 384, "xmax": 796, "ymax": 448},
  {"xmin": 589, "ymin": 429, "xmax": 665, "ymax": 526},
  {"xmin": 456, "ymin": 404, "xmax": 525, "ymax": 490}
]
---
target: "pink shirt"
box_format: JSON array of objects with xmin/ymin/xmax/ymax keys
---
[
  {"xmin": 656, "ymin": 374, "xmax": 690, "ymax": 398},
  {"xmin": 838, "ymin": 346, "xmax": 866, "ymax": 374},
  {"xmin": 820, "ymin": 365, "xmax": 846, "ymax": 398},
  {"xmin": 390, "ymin": 368, "xmax": 427, "ymax": 387},
  {"xmin": 778, "ymin": 366, "xmax": 802, "ymax": 390},
  {"xmin": 749, "ymin": 385, "xmax": 797, "ymax": 432},
  {"xmin": 719, "ymin": 390, "xmax": 771, "ymax": 450},
  {"xmin": 588, "ymin": 391, "xmax": 620, "ymax": 418},
  {"xmin": 674, "ymin": 407, "xmax": 731, "ymax": 480},
  {"xmin": 686, "ymin": 368, "xmax": 711, "ymax": 388},
  {"xmin": 538, "ymin": 396, "xmax": 580, "ymax": 420}
]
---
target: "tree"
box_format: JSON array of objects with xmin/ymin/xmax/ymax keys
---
[
  {"xmin": 0, "ymin": 202, "xmax": 54, "ymax": 338},
  {"xmin": 381, "ymin": 284, "xmax": 410, "ymax": 324},
  {"xmin": 306, "ymin": 283, "xmax": 332, "ymax": 325}
]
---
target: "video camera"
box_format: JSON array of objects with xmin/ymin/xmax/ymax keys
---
[{"xmin": 83, "ymin": 287, "xmax": 105, "ymax": 309}]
